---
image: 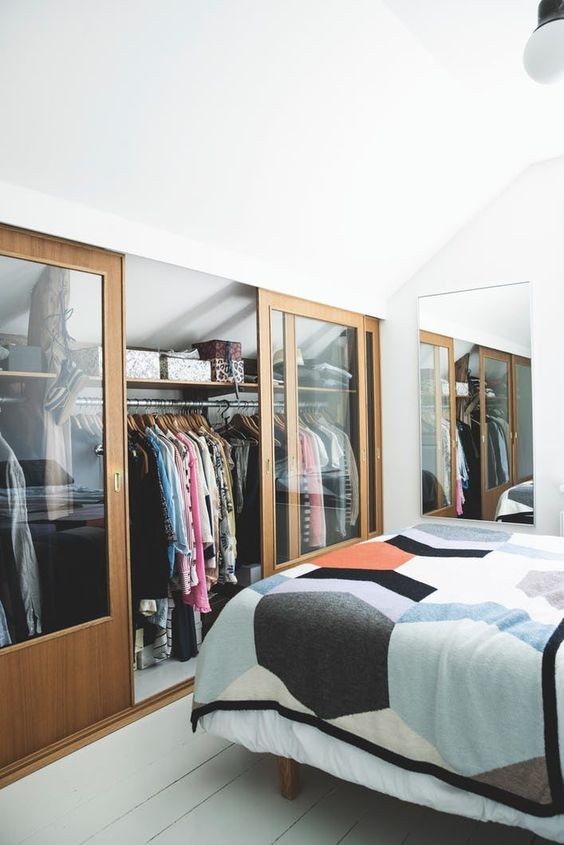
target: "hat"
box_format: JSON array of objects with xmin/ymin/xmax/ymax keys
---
[{"xmin": 273, "ymin": 348, "xmax": 304, "ymax": 366}]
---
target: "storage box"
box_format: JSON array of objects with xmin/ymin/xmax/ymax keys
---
[
  {"xmin": 193, "ymin": 340, "xmax": 242, "ymax": 361},
  {"xmin": 209, "ymin": 358, "xmax": 244, "ymax": 384},
  {"xmin": 160, "ymin": 353, "xmax": 211, "ymax": 382},
  {"xmin": 71, "ymin": 346, "xmax": 103, "ymax": 377},
  {"xmin": 7, "ymin": 345, "xmax": 45, "ymax": 373},
  {"xmin": 126, "ymin": 349, "xmax": 160, "ymax": 380}
]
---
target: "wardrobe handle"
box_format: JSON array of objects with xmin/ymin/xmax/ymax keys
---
[{"xmin": 113, "ymin": 471, "xmax": 122, "ymax": 493}]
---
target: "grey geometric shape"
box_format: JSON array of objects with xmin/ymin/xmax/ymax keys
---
[
  {"xmin": 518, "ymin": 570, "xmax": 564, "ymax": 610},
  {"xmin": 472, "ymin": 756, "xmax": 551, "ymax": 805},
  {"xmin": 254, "ymin": 591, "xmax": 393, "ymax": 719}
]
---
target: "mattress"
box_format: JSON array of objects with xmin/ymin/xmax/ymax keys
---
[
  {"xmin": 496, "ymin": 480, "xmax": 534, "ymax": 520},
  {"xmin": 192, "ymin": 523, "xmax": 564, "ymax": 842}
]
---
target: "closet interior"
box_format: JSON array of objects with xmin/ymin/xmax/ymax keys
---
[
  {"xmin": 420, "ymin": 330, "xmax": 533, "ymax": 523},
  {"xmin": 0, "ymin": 226, "xmax": 382, "ymax": 786},
  {"xmin": 125, "ymin": 257, "xmax": 263, "ymax": 702}
]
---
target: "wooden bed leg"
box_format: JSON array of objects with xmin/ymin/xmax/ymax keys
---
[{"xmin": 277, "ymin": 755, "xmax": 300, "ymax": 800}]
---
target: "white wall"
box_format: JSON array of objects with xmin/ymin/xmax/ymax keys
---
[
  {"xmin": 0, "ymin": 179, "xmax": 388, "ymax": 317},
  {"xmin": 419, "ymin": 283, "xmax": 532, "ymax": 358},
  {"xmin": 381, "ymin": 157, "xmax": 564, "ymax": 536}
]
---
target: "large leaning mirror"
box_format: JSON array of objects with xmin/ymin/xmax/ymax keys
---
[{"xmin": 418, "ymin": 283, "xmax": 533, "ymax": 525}]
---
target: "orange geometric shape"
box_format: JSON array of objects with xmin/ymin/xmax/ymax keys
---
[{"xmin": 310, "ymin": 541, "xmax": 413, "ymax": 571}]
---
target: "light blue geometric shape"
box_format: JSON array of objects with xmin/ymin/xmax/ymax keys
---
[
  {"xmin": 397, "ymin": 602, "xmax": 554, "ymax": 652},
  {"xmin": 388, "ymin": 619, "xmax": 545, "ymax": 776},
  {"xmin": 499, "ymin": 542, "xmax": 564, "ymax": 562},
  {"xmin": 250, "ymin": 574, "xmax": 290, "ymax": 595},
  {"xmin": 194, "ymin": 588, "xmax": 260, "ymax": 703}
]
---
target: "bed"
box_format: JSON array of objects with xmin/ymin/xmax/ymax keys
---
[
  {"xmin": 191, "ymin": 523, "xmax": 564, "ymax": 842},
  {"xmin": 495, "ymin": 480, "xmax": 534, "ymax": 524}
]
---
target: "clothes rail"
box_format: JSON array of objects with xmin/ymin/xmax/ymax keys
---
[
  {"xmin": 0, "ymin": 396, "xmax": 25, "ymax": 405},
  {"xmin": 75, "ymin": 397, "xmax": 262, "ymax": 409}
]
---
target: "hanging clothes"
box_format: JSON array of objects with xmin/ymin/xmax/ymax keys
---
[
  {"xmin": 0, "ymin": 431, "xmax": 42, "ymax": 637},
  {"xmin": 127, "ymin": 412, "xmax": 242, "ymax": 671}
]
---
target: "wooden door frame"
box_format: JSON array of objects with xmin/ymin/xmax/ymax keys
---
[
  {"xmin": 0, "ymin": 224, "xmax": 131, "ymax": 778},
  {"xmin": 479, "ymin": 346, "xmax": 513, "ymax": 521},
  {"xmin": 419, "ymin": 330, "xmax": 457, "ymax": 519},
  {"xmin": 258, "ymin": 289, "xmax": 368, "ymax": 577},
  {"xmin": 364, "ymin": 316, "xmax": 383, "ymax": 537},
  {"xmin": 511, "ymin": 354, "xmax": 533, "ymax": 485}
]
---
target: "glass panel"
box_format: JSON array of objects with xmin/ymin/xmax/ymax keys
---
[
  {"xmin": 515, "ymin": 362, "xmax": 533, "ymax": 481},
  {"xmin": 295, "ymin": 316, "xmax": 359, "ymax": 552},
  {"xmin": 366, "ymin": 330, "xmax": 377, "ymax": 534},
  {"xmin": 420, "ymin": 342, "xmax": 452, "ymax": 513},
  {"xmin": 272, "ymin": 310, "xmax": 291, "ymax": 565},
  {"xmin": 484, "ymin": 356, "xmax": 510, "ymax": 489},
  {"xmin": 0, "ymin": 256, "xmax": 106, "ymax": 649}
]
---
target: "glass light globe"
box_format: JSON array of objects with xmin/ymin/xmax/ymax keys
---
[{"xmin": 524, "ymin": 18, "xmax": 564, "ymax": 83}]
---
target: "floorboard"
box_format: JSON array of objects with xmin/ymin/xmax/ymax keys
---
[
  {"xmin": 0, "ymin": 696, "xmax": 561, "ymax": 845},
  {"xmin": 149, "ymin": 757, "xmax": 335, "ymax": 844}
]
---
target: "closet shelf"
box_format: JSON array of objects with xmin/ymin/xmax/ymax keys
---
[
  {"xmin": 126, "ymin": 377, "xmax": 259, "ymax": 392},
  {"xmin": 0, "ymin": 370, "xmax": 56, "ymax": 380},
  {"xmin": 273, "ymin": 383, "xmax": 357, "ymax": 394},
  {"xmin": 0, "ymin": 370, "xmax": 102, "ymax": 383}
]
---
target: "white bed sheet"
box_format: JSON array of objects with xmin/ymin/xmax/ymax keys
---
[{"xmin": 200, "ymin": 709, "xmax": 564, "ymax": 843}]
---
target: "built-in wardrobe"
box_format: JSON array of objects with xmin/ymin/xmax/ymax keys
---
[
  {"xmin": 0, "ymin": 224, "xmax": 382, "ymax": 786},
  {"xmin": 420, "ymin": 330, "xmax": 532, "ymax": 522}
]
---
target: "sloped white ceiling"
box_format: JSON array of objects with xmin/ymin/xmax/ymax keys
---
[{"xmin": 0, "ymin": 0, "xmax": 562, "ymax": 300}]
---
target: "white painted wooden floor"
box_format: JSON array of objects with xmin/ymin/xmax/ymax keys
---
[{"xmin": 0, "ymin": 697, "xmax": 558, "ymax": 845}]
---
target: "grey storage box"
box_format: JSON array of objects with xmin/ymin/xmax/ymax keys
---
[
  {"xmin": 72, "ymin": 346, "xmax": 103, "ymax": 377},
  {"xmin": 126, "ymin": 349, "xmax": 160, "ymax": 380},
  {"xmin": 160, "ymin": 353, "xmax": 211, "ymax": 382},
  {"xmin": 7, "ymin": 345, "xmax": 45, "ymax": 373},
  {"xmin": 237, "ymin": 564, "xmax": 262, "ymax": 586}
]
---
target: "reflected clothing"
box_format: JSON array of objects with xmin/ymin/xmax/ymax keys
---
[
  {"xmin": 0, "ymin": 432, "xmax": 41, "ymax": 637},
  {"xmin": 0, "ymin": 597, "xmax": 12, "ymax": 647}
]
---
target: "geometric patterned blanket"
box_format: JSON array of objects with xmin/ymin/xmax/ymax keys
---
[{"xmin": 191, "ymin": 523, "xmax": 564, "ymax": 817}]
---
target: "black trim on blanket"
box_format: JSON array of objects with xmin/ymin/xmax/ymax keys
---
[
  {"xmin": 298, "ymin": 568, "xmax": 436, "ymax": 602},
  {"xmin": 386, "ymin": 535, "xmax": 491, "ymax": 558},
  {"xmin": 542, "ymin": 618, "xmax": 564, "ymax": 812},
  {"xmin": 191, "ymin": 700, "xmax": 561, "ymax": 818}
]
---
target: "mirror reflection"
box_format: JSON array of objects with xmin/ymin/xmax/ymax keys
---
[
  {"xmin": 419, "ymin": 283, "xmax": 533, "ymax": 525},
  {"xmin": 0, "ymin": 256, "xmax": 107, "ymax": 650}
]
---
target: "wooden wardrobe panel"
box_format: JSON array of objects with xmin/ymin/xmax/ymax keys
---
[
  {"xmin": 0, "ymin": 225, "xmax": 131, "ymax": 773},
  {"xmin": 258, "ymin": 288, "xmax": 370, "ymax": 576}
]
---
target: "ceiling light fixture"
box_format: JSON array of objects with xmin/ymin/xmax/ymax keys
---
[{"xmin": 524, "ymin": 0, "xmax": 564, "ymax": 83}]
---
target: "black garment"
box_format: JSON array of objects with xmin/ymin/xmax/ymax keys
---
[
  {"xmin": 234, "ymin": 444, "xmax": 260, "ymax": 566},
  {"xmin": 128, "ymin": 444, "xmax": 170, "ymax": 601},
  {"xmin": 171, "ymin": 591, "xmax": 198, "ymax": 661},
  {"xmin": 487, "ymin": 418, "xmax": 507, "ymax": 488},
  {"xmin": 422, "ymin": 470, "xmax": 444, "ymax": 514},
  {"xmin": 274, "ymin": 426, "xmax": 290, "ymax": 564},
  {"xmin": 456, "ymin": 420, "xmax": 481, "ymax": 520},
  {"xmin": 34, "ymin": 526, "xmax": 107, "ymax": 633},
  {"xmin": 321, "ymin": 470, "xmax": 345, "ymax": 546}
]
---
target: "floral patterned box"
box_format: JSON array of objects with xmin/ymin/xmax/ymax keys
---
[
  {"xmin": 126, "ymin": 349, "xmax": 160, "ymax": 380},
  {"xmin": 209, "ymin": 358, "xmax": 245, "ymax": 383},
  {"xmin": 193, "ymin": 340, "xmax": 242, "ymax": 361},
  {"xmin": 160, "ymin": 354, "xmax": 211, "ymax": 382}
]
